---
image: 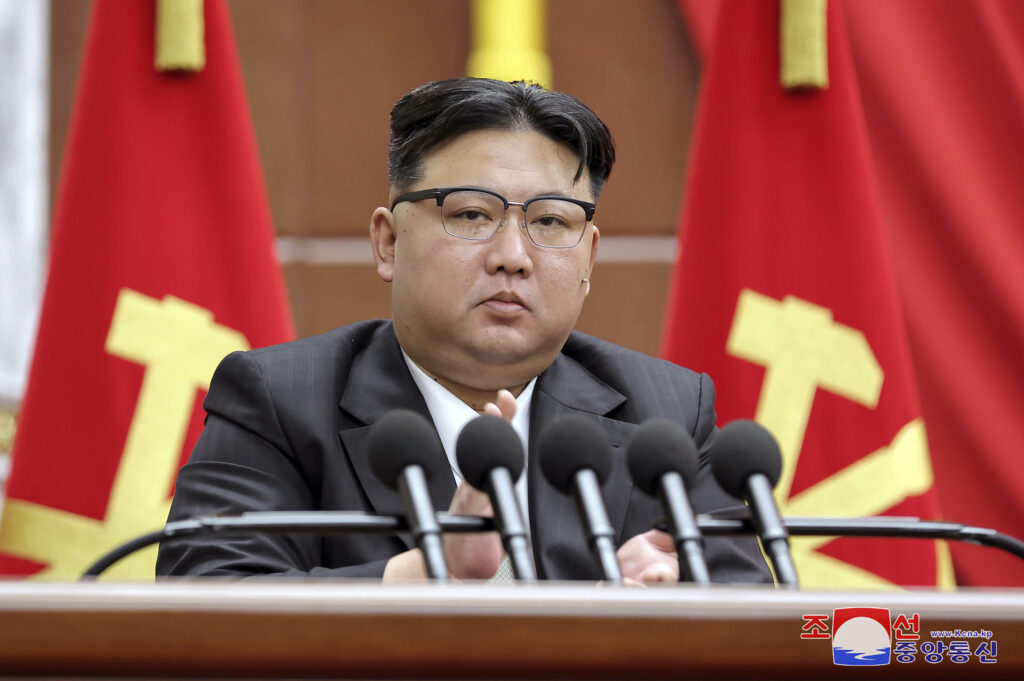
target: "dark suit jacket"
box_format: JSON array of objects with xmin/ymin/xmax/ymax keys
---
[{"xmin": 157, "ymin": 320, "xmax": 771, "ymax": 582}]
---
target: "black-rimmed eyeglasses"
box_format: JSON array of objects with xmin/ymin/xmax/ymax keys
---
[{"xmin": 390, "ymin": 186, "xmax": 596, "ymax": 249}]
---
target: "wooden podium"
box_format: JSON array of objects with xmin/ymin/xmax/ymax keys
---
[{"xmin": 1, "ymin": 581, "xmax": 1021, "ymax": 679}]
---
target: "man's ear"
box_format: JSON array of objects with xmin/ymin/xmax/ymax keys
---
[
  {"xmin": 584, "ymin": 224, "xmax": 600, "ymax": 296},
  {"xmin": 370, "ymin": 207, "xmax": 397, "ymax": 282}
]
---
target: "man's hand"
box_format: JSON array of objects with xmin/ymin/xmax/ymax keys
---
[
  {"xmin": 441, "ymin": 481, "xmax": 506, "ymax": 579},
  {"xmin": 443, "ymin": 388, "xmax": 517, "ymax": 578},
  {"xmin": 383, "ymin": 388, "xmax": 517, "ymax": 582},
  {"xmin": 616, "ymin": 529, "xmax": 678, "ymax": 585},
  {"xmin": 382, "ymin": 481, "xmax": 505, "ymax": 581},
  {"xmin": 482, "ymin": 388, "xmax": 516, "ymax": 421}
]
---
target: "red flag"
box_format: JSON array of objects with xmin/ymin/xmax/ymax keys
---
[
  {"xmin": 663, "ymin": 0, "xmax": 951, "ymax": 587},
  {"xmin": 0, "ymin": 0, "xmax": 293, "ymax": 579},
  {"xmin": 844, "ymin": 0, "xmax": 1024, "ymax": 587},
  {"xmin": 676, "ymin": 0, "xmax": 719, "ymax": 63}
]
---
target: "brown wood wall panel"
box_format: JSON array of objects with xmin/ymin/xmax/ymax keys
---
[
  {"xmin": 548, "ymin": 0, "xmax": 701, "ymax": 236},
  {"xmin": 305, "ymin": 1, "xmax": 470, "ymax": 238},
  {"xmin": 229, "ymin": 1, "xmax": 309, "ymax": 239},
  {"xmin": 228, "ymin": 0, "xmax": 700, "ymax": 238},
  {"xmin": 576, "ymin": 262, "xmax": 673, "ymax": 356},
  {"xmin": 48, "ymin": 0, "xmax": 92, "ymax": 208},
  {"xmin": 230, "ymin": 0, "xmax": 472, "ymax": 237},
  {"xmin": 49, "ymin": 1, "xmax": 699, "ymax": 357},
  {"xmin": 281, "ymin": 263, "xmax": 393, "ymax": 338}
]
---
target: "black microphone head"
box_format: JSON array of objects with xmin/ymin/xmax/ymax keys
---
[
  {"xmin": 537, "ymin": 415, "xmax": 613, "ymax": 493},
  {"xmin": 626, "ymin": 418, "xmax": 699, "ymax": 496},
  {"xmin": 455, "ymin": 414, "xmax": 525, "ymax": 489},
  {"xmin": 710, "ymin": 419, "xmax": 783, "ymax": 500},
  {"xmin": 368, "ymin": 409, "xmax": 446, "ymax": 489}
]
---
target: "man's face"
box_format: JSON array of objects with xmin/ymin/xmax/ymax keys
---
[{"xmin": 371, "ymin": 128, "xmax": 600, "ymax": 391}]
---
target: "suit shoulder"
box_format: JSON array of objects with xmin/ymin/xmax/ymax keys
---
[
  {"xmin": 211, "ymin": 319, "xmax": 391, "ymax": 395},
  {"xmin": 562, "ymin": 330, "xmax": 706, "ymax": 388},
  {"xmin": 204, "ymin": 319, "xmax": 395, "ymax": 443},
  {"xmin": 242, "ymin": 319, "xmax": 389, "ymax": 365},
  {"xmin": 561, "ymin": 331, "xmax": 717, "ymax": 442}
]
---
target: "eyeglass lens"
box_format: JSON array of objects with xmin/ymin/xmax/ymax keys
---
[{"xmin": 441, "ymin": 190, "xmax": 587, "ymax": 248}]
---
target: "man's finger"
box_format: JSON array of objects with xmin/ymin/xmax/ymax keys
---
[
  {"xmin": 495, "ymin": 389, "xmax": 516, "ymax": 421},
  {"xmin": 443, "ymin": 482, "xmax": 503, "ymax": 580},
  {"xmin": 639, "ymin": 562, "xmax": 677, "ymax": 584},
  {"xmin": 482, "ymin": 388, "xmax": 517, "ymax": 422},
  {"xmin": 448, "ymin": 480, "xmax": 493, "ymax": 516},
  {"xmin": 644, "ymin": 528, "xmax": 676, "ymax": 552}
]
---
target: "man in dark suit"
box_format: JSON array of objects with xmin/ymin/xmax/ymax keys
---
[{"xmin": 157, "ymin": 79, "xmax": 770, "ymax": 583}]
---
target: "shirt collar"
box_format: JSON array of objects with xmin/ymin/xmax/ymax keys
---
[{"xmin": 400, "ymin": 349, "xmax": 536, "ymax": 482}]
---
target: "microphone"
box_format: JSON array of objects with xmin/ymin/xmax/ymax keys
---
[
  {"xmin": 538, "ymin": 415, "xmax": 622, "ymax": 584},
  {"xmin": 711, "ymin": 420, "xmax": 799, "ymax": 587},
  {"xmin": 368, "ymin": 410, "xmax": 449, "ymax": 581},
  {"xmin": 626, "ymin": 419, "xmax": 711, "ymax": 585},
  {"xmin": 456, "ymin": 415, "xmax": 536, "ymax": 582},
  {"xmin": 92, "ymin": 509, "xmax": 1024, "ymax": 578}
]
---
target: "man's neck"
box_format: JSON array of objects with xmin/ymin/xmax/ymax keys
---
[{"xmin": 422, "ymin": 368, "xmax": 528, "ymax": 412}]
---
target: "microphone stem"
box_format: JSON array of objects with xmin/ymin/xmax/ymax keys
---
[
  {"xmin": 573, "ymin": 469, "xmax": 622, "ymax": 585},
  {"xmin": 659, "ymin": 472, "xmax": 711, "ymax": 585},
  {"xmin": 398, "ymin": 465, "xmax": 449, "ymax": 582},
  {"xmin": 745, "ymin": 474, "xmax": 799, "ymax": 588},
  {"xmin": 418, "ymin": 533, "xmax": 448, "ymax": 582},
  {"xmin": 507, "ymin": 535, "xmax": 535, "ymax": 582},
  {"xmin": 766, "ymin": 538, "xmax": 799, "ymax": 588},
  {"xmin": 488, "ymin": 467, "xmax": 537, "ymax": 582},
  {"xmin": 594, "ymin": 536, "xmax": 622, "ymax": 584}
]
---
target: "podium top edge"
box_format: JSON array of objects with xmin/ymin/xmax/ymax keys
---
[{"xmin": 1, "ymin": 580, "xmax": 1023, "ymax": 621}]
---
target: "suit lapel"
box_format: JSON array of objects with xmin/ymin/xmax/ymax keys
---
[
  {"xmin": 528, "ymin": 353, "xmax": 637, "ymax": 580},
  {"xmin": 335, "ymin": 323, "xmax": 638, "ymax": 570},
  {"xmin": 337, "ymin": 323, "xmax": 456, "ymax": 551}
]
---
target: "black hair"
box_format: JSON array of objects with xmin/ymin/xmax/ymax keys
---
[{"xmin": 388, "ymin": 78, "xmax": 615, "ymax": 199}]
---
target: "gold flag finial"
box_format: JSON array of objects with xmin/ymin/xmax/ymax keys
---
[
  {"xmin": 0, "ymin": 409, "xmax": 15, "ymax": 454},
  {"xmin": 781, "ymin": 0, "xmax": 828, "ymax": 89},
  {"xmin": 467, "ymin": 0, "xmax": 552, "ymax": 88},
  {"xmin": 156, "ymin": 0, "xmax": 205, "ymax": 72}
]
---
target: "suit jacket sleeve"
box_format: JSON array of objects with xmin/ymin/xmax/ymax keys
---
[
  {"xmin": 614, "ymin": 370, "xmax": 772, "ymax": 584},
  {"xmin": 538, "ymin": 333, "xmax": 773, "ymax": 584},
  {"xmin": 688, "ymin": 372, "xmax": 774, "ymax": 583},
  {"xmin": 156, "ymin": 350, "xmax": 390, "ymax": 579}
]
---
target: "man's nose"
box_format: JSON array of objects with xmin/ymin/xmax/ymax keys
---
[{"xmin": 484, "ymin": 210, "xmax": 534, "ymax": 276}]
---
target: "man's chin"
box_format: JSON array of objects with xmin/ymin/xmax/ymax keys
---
[
  {"xmin": 467, "ymin": 343, "xmax": 535, "ymax": 367},
  {"xmin": 465, "ymin": 328, "xmax": 554, "ymax": 367}
]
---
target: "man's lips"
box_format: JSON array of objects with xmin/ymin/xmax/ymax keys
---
[{"xmin": 481, "ymin": 291, "xmax": 530, "ymax": 312}]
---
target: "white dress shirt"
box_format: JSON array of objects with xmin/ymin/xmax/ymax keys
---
[{"xmin": 401, "ymin": 350, "xmax": 535, "ymax": 530}]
